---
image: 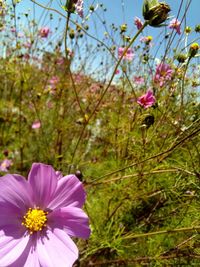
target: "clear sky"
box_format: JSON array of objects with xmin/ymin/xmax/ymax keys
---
[
  {"xmin": 4, "ymin": 0, "xmax": 200, "ymax": 76},
  {"xmin": 10, "ymin": 0, "xmax": 199, "ymax": 52}
]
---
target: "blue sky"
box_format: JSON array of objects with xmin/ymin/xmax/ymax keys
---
[
  {"xmin": 11, "ymin": 0, "xmax": 199, "ymax": 53},
  {"xmin": 4, "ymin": 0, "xmax": 199, "ymax": 77}
]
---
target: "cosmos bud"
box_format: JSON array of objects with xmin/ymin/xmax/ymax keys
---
[
  {"xmin": 188, "ymin": 43, "xmax": 199, "ymax": 58},
  {"xmin": 143, "ymin": 0, "xmax": 170, "ymax": 27}
]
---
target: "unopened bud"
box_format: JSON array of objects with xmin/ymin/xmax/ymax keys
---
[
  {"xmin": 188, "ymin": 43, "xmax": 199, "ymax": 58},
  {"xmin": 143, "ymin": 0, "xmax": 170, "ymax": 27}
]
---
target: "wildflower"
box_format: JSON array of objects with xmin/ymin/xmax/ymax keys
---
[
  {"xmin": 133, "ymin": 76, "xmax": 145, "ymax": 85},
  {"xmin": 0, "ymin": 163, "xmax": 90, "ymax": 266},
  {"xmin": 39, "ymin": 27, "xmax": 50, "ymax": 38},
  {"xmin": 134, "ymin": 17, "xmax": 143, "ymax": 30},
  {"xmin": 169, "ymin": 18, "xmax": 181, "ymax": 35},
  {"xmin": 0, "ymin": 159, "xmax": 12, "ymax": 172},
  {"xmin": 137, "ymin": 89, "xmax": 155, "ymax": 108},
  {"xmin": 118, "ymin": 47, "xmax": 134, "ymax": 61},
  {"xmin": 154, "ymin": 62, "xmax": 173, "ymax": 87},
  {"xmin": 32, "ymin": 120, "xmax": 41, "ymax": 129},
  {"xmin": 143, "ymin": 0, "xmax": 170, "ymax": 27},
  {"xmin": 74, "ymin": 0, "xmax": 83, "ymax": 17},
  {"xmin": 140, "ymin": 35, "xmax": 153, "ymax": 45}
]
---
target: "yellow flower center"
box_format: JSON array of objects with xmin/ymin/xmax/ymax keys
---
[{"xmin": 22, "ymin": 208, "xmax": 48, "ymax": 234}]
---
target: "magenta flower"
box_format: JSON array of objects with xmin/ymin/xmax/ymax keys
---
[
  {"xmin": 0, "ymin": 163, "xmax": 90, "ymax": 266},
  {"xmin": 0, "ymin": 159, "xmax": 12, "ymax": 172},
  {"xmin": 169, "ymin": 18, "xmax": 181, "ymax": 35},
  {"xmin": 39, "ymin": 27, "xmax": 50, "ymax": 38},
  {"xmin": 118, "ymin": 47, "xmax": 134, "ymax": 61},
  {"xmin": 134, "ymin": 17, "xmax": 143, "ymax": 30},
  {"xmin": 154, "ymin": 62, "xmax": 173, "ymax": 87},
  {"xmin": 137, "ymin": 89, "xmax": 155, "ymax": 108}
]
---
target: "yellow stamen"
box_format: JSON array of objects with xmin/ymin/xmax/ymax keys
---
[{"xmin": 22, "ymin": 208, "xmax": 48, "ymax": 234}]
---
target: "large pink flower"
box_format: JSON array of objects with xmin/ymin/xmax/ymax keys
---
[
  {"xmin": 0, "ymin": 163, "xmax": 90, "ymax": 267},
  {"xmin": 137, "ymin": 89, "xmax": 155, "ymax": 109}
]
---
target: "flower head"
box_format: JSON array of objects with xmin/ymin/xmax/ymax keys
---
[
  {"xmin": 134, "ymin": 17, "xmax": 143, "ymax": 30},
  {"xmin": 0, "ymin": 159, "xmax": 12, "ymax": 172},
  {"xmin": 154, "ymin": 62, "xmax": 173, "ymax": 87},
  {"xmin": 169, "ymin": 18, "xmax": 181, "ymax": 35},
  {"xmin": 133, "ymin": 76, "xmax": 145, "ymax": 85},
  {"xmin": 137, "ymin": 89, "xmax": 156, "ymax": 108},
  {"xmin": 0, "ymin": 163, "xmax": 90, "ymax": 266},
  {"xmin": 118, "ymin": 47, "xmax": 134, "ymax": 61},
  {"xmin": 39, "ymin": 27, "xmax": 50, "ymax": 38},
  {"xmin": 32, "ymin": 120, "xmax": 41, "ymax": 129}
]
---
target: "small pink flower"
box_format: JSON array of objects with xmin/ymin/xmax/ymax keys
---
[
  {"xmin": 0, "ymin": 159, "xmax": 12, "ymax": 172},
  {"xmin": 134, "ymin": 17, "xmax": 143, "ymax": 30},
  {"xmin": 133, "ymin": 76, "xmax": 145, "ymax": 85},
  {"xmin": 169, "ymin": 18, "xmax": 181, "ymax": 35},
  {"xmin": 24, "ymin": 42, "xmax": 32, "ymax": 48},
  {"xmin": 39, "ymin": 27, "xmax": 50, "ymax": 38},
  {"xmin": 49, "ymin": 76, "xmax": 59, "ymax": 87},
  {"xmin": 115, "ymin": 69, "xmax": 120, "ymax": 75},
  {"xmin": 75, "ymin": 0, "xmax": 84, "ymax": 18},
  {"xmin": 56, "ymin": 57, "xmax": 65, "ymax": 65},
  {"xmin": 137, "ymin": 89, "xmax": 155, "ymax": 109},
  {"xmin": 32, "ymin": 120, "xmax": 41, "ymax": 129},
  {"xmin": 154, "ymin": 62, "xmax": 173, "ymax": 87},
  {"xmin": 118, "ymin": 47, "xmax": 134, "ymax": 61}
]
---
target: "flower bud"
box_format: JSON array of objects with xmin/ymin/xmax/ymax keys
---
[
  {"xmin": 188, "ymin": 43, "xmax": 199, "ymax": 58},
  {"xmin": 143, "ymin": 0, "xmax": 170, "ymax": 27}
]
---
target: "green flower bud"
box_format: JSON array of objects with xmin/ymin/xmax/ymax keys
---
[
  {"xmin": 143, "ymin": 0, "xmax": 170, "ymax": 27},
  {"xmin": 188, "ymin": 43, "xmax": 199, "ymax": 58},
  {"xmin": 175, "ymin": 53, "xmax": 187, "ymax": 63},
  {"xmin": 195, "ymin": 24, "xmax": 200, "ymax": 33},
  {"xmin": 120, "ymin": 24, "xmax": 127, "ymax": 33},
  {"xmin": 69, "ymin": 29, "xmax": 75, "ymax": 39}
]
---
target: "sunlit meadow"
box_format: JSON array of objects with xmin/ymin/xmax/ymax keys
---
[{"xmin": 0, "ymin": 0, "xmax": 200, "ymax": 266}]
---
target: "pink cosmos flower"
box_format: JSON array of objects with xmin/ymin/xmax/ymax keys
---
[
  {"xmin": 0, "ymin": 163, "xmax": 90, "ymax": 266},
  {"xmin": 74, "ymin": 0, "xmax": 83, "ymax": 18},
  {"xmin": 39, "ymin": 27, "xmax": 50, "ymax": 38},
  {"xmin": 134, "ymin": 17, "xmax": 143, "ymax": 30},
  {"xmin": 154, "ymin": 62, "xmax": 173, "ymax": 87},
  {"xmin": 118, "ymin": 47, "xmax": 134, "ymax": 61},
  {"xmin": 169, "ymin": 18, "xmax": 181, "ymax": 35},
  {"xmin": 32, "ymin": 120, "xmax": 41, "ymax": 129},
  {"xmin": 0, "ymin": 159, "xmax": 12, "ymax": 172},
  {"xmin": 137, "ymin": 89, "xmax": 155, "ymax": 108},
  {"xmin": 49, "ymin": 76, "xmax": 59, "ymax": 87},
  {"xmin": 133, "ymin": 76, "xmax": 145, "ymax": 85}
]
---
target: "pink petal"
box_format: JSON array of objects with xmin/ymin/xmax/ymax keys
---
[
  {"xmin": 37, "ymin": 228, "xmax": 78, "ymax": 267},
  {"xmin": 28, "ymin": 163, "xmax": 57, "ymax": 209},
  {"xmin": 0, "ymin": 174, "xmax": 33, "ymax": 210},
  {"xmin": 48, "ymin": 174, "xmax": 86, "ymax": 210},
  {"xmin": 48, "ymin": 207, "xmax": 91, "ymax": 239},
  {"xmin": 0, "ymin": 231, "xmax": 29, "ymax": 266},
  {"xmin": 9, "ymin": 235, "xmax": 40, "ymax": 267}
]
